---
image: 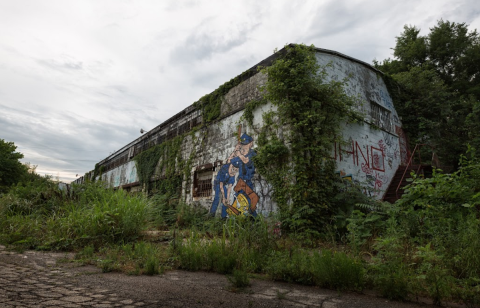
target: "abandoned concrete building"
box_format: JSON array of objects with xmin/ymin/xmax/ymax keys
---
[{"xmin": 74, "ymin": 45, "xmax": 409, "ymax": 216}]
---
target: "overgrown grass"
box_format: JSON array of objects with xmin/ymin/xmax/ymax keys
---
[
  {"xmin": 265, "ymin": 248, "xmax": 364, "ymax": 291},
  {"xmin": 173, "ymin": 217, "xmax": 364, "ymax": 292},
  {"xmin": 0, "ymin": 181, "xmax": 151, "ymax": 250},
  {"xmin": 82, "ymin": 241, "xmax": 167, "ymax": 275},
  {"xmin": 149, "ymin": 193, "xmax": 208, "ymax": 230},
  {"xmin": 228, "ymin": 269, "xmax": 250, "ymax": 289},
  {"xmin": 1, "ymin": 153, "xmax": 480, "ymax": 306},
  {"xmin": 174, "ymin": 217, "xmax": 274, "ymax": 274}
]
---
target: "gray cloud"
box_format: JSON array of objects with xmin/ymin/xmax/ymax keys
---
[
  {"xmin": 306, "ymin": 1, "xmax": 370, "ymax": 40},
  {"xmin": 169, "ymin": 16, "xmax": 259, "ymax": 66},
  {"xmin": 0, "ymin": 103, "xmax": 140, "ymax": 181},
  {"xmin": 36, "ymin": 58, "xmax": 83, "ymax": 72},
  {"xmin": 170, "ymin": 32, "xmax": 248, "ymax": 65},
  {"xmin": 0, "ymin": 0, "xmax": 477, "ymax": 182}
]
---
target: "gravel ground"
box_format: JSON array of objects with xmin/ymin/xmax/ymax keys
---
[{"xmin": 0, "ymin": 245, "xmax": 443, "ymax": 308}]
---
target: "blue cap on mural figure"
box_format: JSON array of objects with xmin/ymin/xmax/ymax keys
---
[{"xmin": 240, "ymin": 133, "xmax": 253, "ymax": 145}]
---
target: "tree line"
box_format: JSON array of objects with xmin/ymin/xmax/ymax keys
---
[{"xmin": 374, "ymin": 19, "xmax": 480, "ymax": 167}]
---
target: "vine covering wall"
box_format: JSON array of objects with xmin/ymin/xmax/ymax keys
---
[{"xmin": 243, "ymin": 44, "xmax": 363, "ymax": 233}]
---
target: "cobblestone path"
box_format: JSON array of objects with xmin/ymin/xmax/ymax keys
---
[
  {"xmin": 0, "ymin": 245, "xmax": 434, "ymax": 308},
  {"xmin": 0, "ymin": 247, "xmax": 155, "ymax": 308}
]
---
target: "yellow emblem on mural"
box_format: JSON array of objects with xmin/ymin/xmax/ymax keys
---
[{"xmin": 227, "ymin": 193, "xmax": 250, "ymax": 216}]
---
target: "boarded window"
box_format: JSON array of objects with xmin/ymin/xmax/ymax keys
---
[
  {"xmin": 193, "ymin": 166, "xmax": 214, "ymax": 198},
  {"xmin": 191, "ymin": 116, "xmax": 201, "ymax": 128},
  {"xmin": 178, "ymin": 121, "xmax": 190, "ymax": 135},
  {"xmin": 370, "ymin": 101, "xmax": 392, "ymax": 133},
  {"xmin": 156, "ymin": 134, "xmax": 165, "ymax": 145},
  {"xmin": 166, "ymin": 127, "xmax": 177, "ymax": 140}
]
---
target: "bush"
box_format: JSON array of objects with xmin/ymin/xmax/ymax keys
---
[
  {"xmin": 360, "ymin": 148, "xmax": 480, "ymax": 304},
  {"xmin": 0, "ymin": 173, "xmax": 64, "ymax": 217},
  {"xmin": 62, "ymin": 184, "xmax": 150, "ymax": 245},
  {"xmin": 228, "ymin": 269, "xmax": 250, "ymax": 288},
  {"xmin": 149, "ymin": 193, "xmax": 208, "ymax": 229},
  {"xmin": 145, "ymin": 255, "xmax": 160, "ymax": 275}
]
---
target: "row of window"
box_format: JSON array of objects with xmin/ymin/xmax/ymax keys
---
[
  {"xmin": 99, "ymin": 115, "xmax": 201, "ymax": 174},
  {"xmin": 99, "ymin": 103, "xmax": 393, "ymax": 186}
]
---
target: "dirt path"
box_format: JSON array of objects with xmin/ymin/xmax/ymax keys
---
[{"xmin": 0, "ymin": 245, "xmax": 437, "ymax": 308}]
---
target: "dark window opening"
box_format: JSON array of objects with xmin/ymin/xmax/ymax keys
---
[
  {"xmin": 166, "ymin": 127, "xmax": 177, "ymax": 140},
  {"xmin": 193, "ymin": 166, "xmax": 214, "ymax": 198},
  {"xmin": 157, "ymin": 134, "xmax": 164, "ymax": 145},
  {"xmin": 370, "ymin": 101, "xmax": 392, "ymax": 133}
]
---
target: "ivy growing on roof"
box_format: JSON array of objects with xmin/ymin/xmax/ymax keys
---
[{"xmin": 194, "ymin": 69, "xmax": 257, "ymax": 123}]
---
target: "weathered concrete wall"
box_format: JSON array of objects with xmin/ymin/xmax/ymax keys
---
[
  {"xmin": 314, "ymin": 52, "xmax": 405, "ymax": 198},
  {"xmin": 334, "ymin": 123, "xmax": 401, "ymax": 198},
  {"xmin": 101, "ymin": 161, "xmax": 138, "ymax": 190},
  {"xmin": 221, "ymin": 73, "xmax": 267, "ymax": 117},
  {"xmin": 88, "ymin": 48, "xmax": 407, "ymax": 216},
  {"xmin": 315, "ymin": 52, "xmax": 400, "ymax": 124}
]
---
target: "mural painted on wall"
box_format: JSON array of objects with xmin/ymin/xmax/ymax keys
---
[
  {"xmin": 210, "ymin": 133, "xmax": 259, "ymax": 218},
  {"xmin": 129, "ymin": 165, "xmax": 137, "ymax": 183}
]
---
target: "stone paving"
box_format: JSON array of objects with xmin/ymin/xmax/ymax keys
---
[
  {"xmin": 0, "ymin": 246, "xmax": 156, "ymax": 308},
  {"xmin": 0, "ymin": 245, "xmax": 344, "ymax": 308},
  {"xmin": 0, "ymin": 245, "xmax": 433, "ymax": 308}
]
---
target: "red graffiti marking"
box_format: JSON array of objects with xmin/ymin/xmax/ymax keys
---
[
  {"xmin": 355, "ymin": 142, "xmax": 369, "ymax": 167},
  {"xmin": 378, "ymin": 139, "xmax": 387, "ymax": 152},
  {"xmin": 361, "ymin": 163, "xmax": 373, "ymax": 175},
  {"xmin": 371, "ymin": 146, "xmax": 385, "ymax": 172},
  {"xmin": 374, "ymin": 172, "xmax": 388, "ymax": 191},
  {"xmin": 335, "ymin": 139, "xmax": 385, "ymax": 174}
]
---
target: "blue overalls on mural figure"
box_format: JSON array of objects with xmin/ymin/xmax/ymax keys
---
[
  {"xmin": 229, "ymin": 134, "xmax": 256, "ymax": 189},
  {"xmin": 228, "ymin": 133, "xmax": 258, "ymax": 217},
  {"xmin": 209, "ymin": 163, "xmax": 238, "ymax": 218}
]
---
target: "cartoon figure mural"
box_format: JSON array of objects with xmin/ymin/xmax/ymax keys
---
[
  {"xmin": 229, "ymin": 134, "xmax": 256, "ymax": 189},
  {"xmin": 210, "ymin": 133, "xmax": 259, "ymax": 218},
  {"xmin": 209, "ymin": 163, "xmax": 238, "ymax": 218}
]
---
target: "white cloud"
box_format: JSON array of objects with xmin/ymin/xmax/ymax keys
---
[{"xmin": 0, "ymin": 0, "xmax": 478, "ymax": 182}]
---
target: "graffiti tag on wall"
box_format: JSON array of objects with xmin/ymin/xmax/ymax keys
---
[
  {"xmin": 334, "ymin": 137, "xmax": 396, "ymax": 196},
  {"xmin": 335, "ymin": 139, "xmax": 387, "ymax": 173}
]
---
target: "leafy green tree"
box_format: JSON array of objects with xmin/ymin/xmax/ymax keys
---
[
  {"xmin": 466, "ymin": 99, "xmax": 480, "ymax": 150},
  {"xmin": 0, "ymin": 139, "xmax": 27, "ymax": 193},
  {"xmin": 374, "ymin": 20, "xmax": 480, "ymax": 167},
  {"xmin": 393, "ymin": 25, "xmax": 428, "ymax": 68}
]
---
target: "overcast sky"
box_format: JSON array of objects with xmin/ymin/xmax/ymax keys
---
[{"xmin": 1, "ymin": 0, "xmax": 478, "ymax": 183}]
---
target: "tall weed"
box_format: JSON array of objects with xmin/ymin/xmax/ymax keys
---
[
  {"xmin": 92, "ymin": 241, "xmax": 164, "ymax": 275},
  {"xmin": 0, "ymin": 181, "xmax": 151, "ymax": 250},
  {"xmin": 265, "ymin": 247, "xmax": 364, "ymax": 291},
  {"xmin": 149, "ymin": 193, "xmax": 207, "ymax": 229}
]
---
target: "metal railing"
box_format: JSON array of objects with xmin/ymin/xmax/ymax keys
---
[{"xmin": 395, "ymin": 143, "xmax": 426, "ymax": 199}]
